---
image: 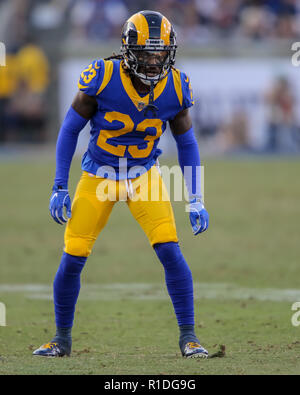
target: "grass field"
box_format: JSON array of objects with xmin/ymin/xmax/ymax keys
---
[{"xmin": 0, "ymin": 153, "xmax": 300, "ymax": 375}]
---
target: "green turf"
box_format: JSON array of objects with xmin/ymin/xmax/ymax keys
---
[{"xmin": 0, "ymin": 155, "xmax": 300, "ymax": 375}]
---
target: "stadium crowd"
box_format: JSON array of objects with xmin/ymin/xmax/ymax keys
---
[
  {"xmin": 1, "ymin": 0, "xmax": 300, "ymax": 46},
  {"xmin": 38, "ymin": 0, "xmax": 300, "ymax": 43}
]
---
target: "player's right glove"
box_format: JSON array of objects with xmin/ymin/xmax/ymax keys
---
[{"xmin": 49, "ymin": 184, "xmax": 72, "ymax": 225}]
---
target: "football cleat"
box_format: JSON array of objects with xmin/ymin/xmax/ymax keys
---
[
  {"xmin": 32, "ymin": 342, "xmax": 70, "ymax": 357},
  {"xmin": 181, "ymin": 342, "xmax": 209, "ymax": 359}
]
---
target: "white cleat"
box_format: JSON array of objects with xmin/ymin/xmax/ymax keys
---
[{"xmin": 182, "ymin": 342, "xmax": 209, "ymax": 358}]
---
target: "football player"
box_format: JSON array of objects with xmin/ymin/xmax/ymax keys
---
[{"xmin": 33, "ymin": 10, "xmax": 209, "ymax": 359}]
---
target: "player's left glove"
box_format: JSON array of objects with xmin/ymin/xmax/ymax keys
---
[
  {"xmin": 188, "ymin": 198, "xmax": 209, "ymax": 235},
  {"xmin": 49, "ymin": 184, "xmax": 72, "ymax": 225}
]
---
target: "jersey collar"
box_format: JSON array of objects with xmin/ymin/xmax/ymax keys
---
[{"xmin": 119, "ymin": 61, "xmax": 169, "ymax": 112}]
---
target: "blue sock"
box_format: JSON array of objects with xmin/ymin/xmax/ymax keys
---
[
  {"xmin": 52, "ymin": 327, "xmax": 73, "ymax": 352},
  {"xmin": 153, "ymin": 242, "xmax": 195, "ymax": 327},
  {"xmin": 53, "ymin": 252, "xmax": 87, "ymax": 336},
  {"xmin": 178, "ymin": 324, "xmax": 199, "ymax": 351}
]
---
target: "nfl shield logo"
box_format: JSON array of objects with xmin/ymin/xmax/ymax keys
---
[{"xmin": 138, "ymin": 101, "xmax": 146, "ymax": 110}]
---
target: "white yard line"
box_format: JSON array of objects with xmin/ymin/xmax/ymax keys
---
[{"xmin": 0, "ymin": 283, "xmax": 300, "ymax": 302}]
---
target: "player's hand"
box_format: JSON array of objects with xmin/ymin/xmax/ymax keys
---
[
  {"xmin": 188, "ymin": 199, "xmax": 209, "ymax": 235},
  {"xmin": 49, "ymin": 184, "xmax": 72, "ymax": 225}
]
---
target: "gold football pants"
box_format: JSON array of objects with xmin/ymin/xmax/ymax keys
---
[{"xmin": 64, "ymin": 166, "xmax": 178, "ymax": 257}]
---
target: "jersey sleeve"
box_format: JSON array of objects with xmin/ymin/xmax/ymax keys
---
[
  {"xmin": 77, "ymin": 59, "xmax": 105, "ymax": 97},
  {"xmin": 181, "ymin": 72, "xmax": 194, "ymax": 110}
]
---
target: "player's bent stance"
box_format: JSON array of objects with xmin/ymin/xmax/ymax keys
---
[{"xmin": 33, "ymin": 10, "xmax": 209, "ymax": 359}]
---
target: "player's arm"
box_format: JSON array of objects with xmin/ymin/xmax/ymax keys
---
[
  {"xmin": 50, "ymin": 92, "xmax": 97, "ymax": 225},
  {"xmin": 71, "ymin": 91, "xmax": 98, "ymax": 119},
  {"xmin": 170, "ymin": 108, "xmax": 209, "ymax": 235},
  {"xmin": 169, "ymin": 107, "xmax": 192, "ymax": 136},
  {"xmin": 169, "ymin": 108, "xmax": 200, "ymax": 200},
  {"xmin": 54, "ymin": 91, "xmax": 97, "ymax": 188}
]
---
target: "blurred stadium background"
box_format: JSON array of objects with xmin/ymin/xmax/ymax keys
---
[
  {"xmin": 1, "ymin": 0, "xmax": 300, "ymax": 375},
  {"xmin": 1, "ymin": 0, "xmax": 300, "ymax": 156}
]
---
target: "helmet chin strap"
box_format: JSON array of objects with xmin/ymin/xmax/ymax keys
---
[{"xmin": 143, "ymin": 80, "xmax": 159, "ymax": 117}]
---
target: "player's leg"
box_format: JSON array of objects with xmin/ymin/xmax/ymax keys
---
[
  {"xmin": 127, "ymin": 166, "xmax": 208, "ymax": 358},
  {"xmin": 33, "ymin": 172, "xmax": 116, "ymax": 357},
  {"xmin": 153, "ymin": 242, "xmax": 208, "ymax": 358}
]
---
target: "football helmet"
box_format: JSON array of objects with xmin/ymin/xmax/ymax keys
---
[{"xmin": 121, "ymin": 10, "xmax": 177, "ymax": 86}]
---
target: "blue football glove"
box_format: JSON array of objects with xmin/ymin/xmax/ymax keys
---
[
  {"xmin": 188, "ymin": 198, "xmax": 209, "ymax": 235},
  {"xmin": 49, "ymin": 184, "xmax": 72, "ymax": 225}
]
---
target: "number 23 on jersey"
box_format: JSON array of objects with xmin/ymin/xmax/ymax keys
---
[{"xmin": 97, "ymin": 111, "xmax": 163, "ymax": 159}]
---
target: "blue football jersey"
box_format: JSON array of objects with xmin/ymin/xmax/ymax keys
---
[{"xmin": 78, "ymin": 59, "xmax": 194, "ymax": 179}]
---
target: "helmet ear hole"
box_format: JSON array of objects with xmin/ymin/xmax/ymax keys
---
[{"xmin": 128, "ymin": 29, "xmax": 138, "ymax": 43}]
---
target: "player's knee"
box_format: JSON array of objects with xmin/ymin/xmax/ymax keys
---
[
  {"xmin": 59, "ymin": 252, "xmax": 87, "ymax": 274},
  {"xmin": 153, "ymin": 241, "xmax": 191, "ymax": 273},
  {"xmin": 153, "ymin": 241, "xmax": 181, "ymax": 263},
  {"xmin": 64, "ymin": 237, "xmax": 93, "ymax": 258}
]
